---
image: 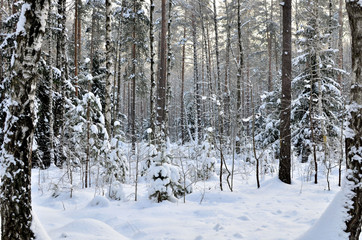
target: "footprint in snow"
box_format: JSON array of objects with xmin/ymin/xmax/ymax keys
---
[
  {"xmin": 272, "ymin": 209, "xmax": 282, "ymax": 215},
  {"xmin": 233, "ymin": 233, "xmax": 244, "ymax": 239},
  {"xmin": 213, "ymin": 223, "xmax": 224, "ymax": 232},
  {"xmin": 238, "ymin": 216, "xmax": 250, "ymax": 221}
]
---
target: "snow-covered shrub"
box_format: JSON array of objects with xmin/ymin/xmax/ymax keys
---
[
  {"xmin": 140, "ymin": 143, "xmax": 158, "ymax": 177},
  {"xmin": 255, "ymin": 90, "xmax": 281, "ymax": 161},
  {"xmin": 148, "ymin": 150, "xmax": 190, "ymax": 202},
  {"xmin": 103, "ymin": 121, "xmax": 128, "ymax": 183},
  {"xmin": 196, "ymin": 132, "xmax": 217, "ymax": 180},
  {"xmin": 200, "ymin": 157, "xmax": 217, "ymax": 180},
  {"xmin": 107, "ymin": 181, "xmax": 125, "ymax": 201},
  {"xmin": 88, "ymin": 195, "xmax": 110, "ymax": 208},
  {"xmin": 101, "ymin": 121, "xmax": 128, "ymax": 200}
]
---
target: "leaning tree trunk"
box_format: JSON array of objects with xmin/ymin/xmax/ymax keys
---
[
  {"xmin": 0, "ymin": 0, "xmax": 49, "ymax": 239},
  {"xmin": 279, "ymin": 0, "xmax": 292, "ymax": 184},
  {"xmin": 344, "ymin": 2, "xmax": 362, "ymax": 240}
]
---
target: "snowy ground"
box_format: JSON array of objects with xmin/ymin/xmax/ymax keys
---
[{"xmin": 31, "ymin": 163, "xmax": 355, "ymax": 240}]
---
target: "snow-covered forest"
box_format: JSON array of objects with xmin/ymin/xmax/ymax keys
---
[{"xmin": 0, "ymin": 0, "xmax": 362, "ymax": 239}]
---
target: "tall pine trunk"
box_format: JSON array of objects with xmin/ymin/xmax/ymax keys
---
[
  {"xmin": 105, "ymin": 0, "xmax": 112, "ymax": 137},
  {"xmin": 74, "ymin": 0, "xmax": 79, "ymax": 96},
  {"xmin": 279, "ymin": 0, "xmax": 292, "ymax": 184},
  {"xmin": 0, "ymin": 1, "xmax": 49, "ymax": 238},
  {"xmin": 131, "ymin": 3, "xmax": 136, "ymax": 151},
  {"xmin": 157, "ymin": 0, "xmax": 167, "ymax": 145}
]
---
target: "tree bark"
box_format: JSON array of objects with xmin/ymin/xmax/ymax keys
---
[
  {"xmin": 267, "ymin": 0, "xmax": 273, "ymax": 92},
  {"xmin": 131, "ymin": 2, "xmax": 136, "ymax": 151},
  {"xmin": 0, "ymin": 1, "xmax": 49, "ymax": 238},
  {"xmin": 47, "ymin": 3, "xmax": 54, "ymax": 167},
  {"xmin": 74, "ymin": 0, "xmax": 79, "ymax": 96},
  {"xmin": 338, "ymin": 0, "xmax": 344, "ymax": 188},
  {"xmin": 105, "ymin": 0, "xmax": 112, "ymax": 138},
  {"xmin": 236, "ymin": 0, "xmax": 243, "ymax": 153},
  {"xmin": 279, "ymin": 0, "xmax": 292, "ymax": 184},
  {"xmin": 157, "ymin": 0, "xmax": 167, "ymax": 143},
  {"xmin": 149, "ymin": 0, "xmax": 156, "ymax": 143},
  {"xmin": 345, "ymin": 2, "xmax": 362, "ymax": 239},
  {"xmin": 180, "ymin": 17, "xmax": 186, "ymax": 144},
  {"xmin": 213, "ymin": 0, "xmax": 223, "ymax": 191},
  {"xmin": 192, "ymin": 12, "xmax": 201, "ymax": 144}
]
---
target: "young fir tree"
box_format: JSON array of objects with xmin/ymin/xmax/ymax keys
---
[
  {"xmin": 0, "ymin": 0, "xmax": 50, "ymax": 238},
  {"xmin": 255, "ymin": 82, "xmax": 281, "ymax": 160},
  {"xmin": 292, "ymin": 0, "xmax": 342, "ymax": 164}
]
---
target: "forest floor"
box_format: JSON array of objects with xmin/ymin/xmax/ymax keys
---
[{"xmin": 31, "ymin": 160, "xmax": 355, "ymax": 240}]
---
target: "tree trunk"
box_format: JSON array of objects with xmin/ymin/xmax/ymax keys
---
[
  {"xmin": 165, "ymin": 0, "xmax": 172, "ymax": 140},
  {"xmin": 74, "ymin": 0, "xmax": 79, "ymax": 96},
  {"xmin": 267, "ymin": 0, "xmax": 273, "ymax": 92},
  {"xmin": 236, "ymin": 0, "xmax": 243, "ymax": 154},
  {"xmin": 338, "ymin": 0, "xmax": 344, "ymax": 188},
  {"xmin": 59, "ymin": 0, "xmax": 68, "ymax": 166},
  {"xmin": 223, "ymin": 0, "xmax": 231, "ymax": 137},
  {"xmin": 48, "ymin": 4, "xmax": 54, "ymax": 167},
  {"xmin": 131, "ymin": 4, "xmax": 136, "ymax": 151},
  {"xmin": 344, "ymin": 2, "xmax": 362, "ymax": 239},
  {"xmin": 180, "ymin": 19, "xmax": 186, "ymax": 144},
  {"xmin": 192, "ymin": 13, "xmax": 201, "ymax": 144},
  {"xmin": 149, "ymin": 0, "xmax": 156, "ymax": 143},
  {"xmin": 0, "ymin": 1, "xmax": 49, "ymax": 238},
  {"xmin": 199, "ymin": 2, "xmax": 213, "ymax": 137},
  {"xmin": 157, "ymin": 0, "xmax": 167, "ymax": 143},
  {"xmin": 279, "ymin": 0, "xmax": 292, "ymax": 184},
  {"xmin": 105, "ymin": 0, "xmax": 112, "ymax": 138},
  {"xmin": 213, "ymin": 0, "xmax": 223, "ymax": 191},
  {"xmin": 116, "ymin": 38, "xmax": 122, "ymax": 120}
]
